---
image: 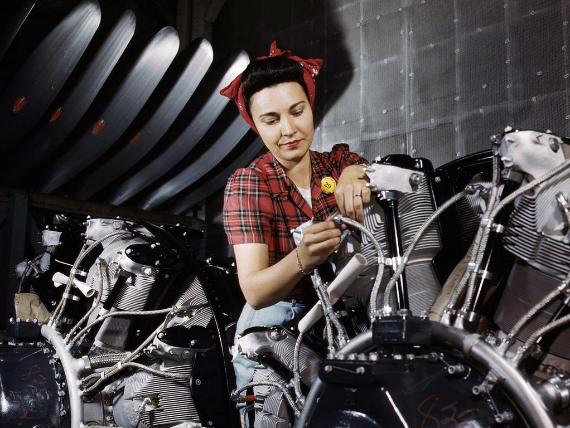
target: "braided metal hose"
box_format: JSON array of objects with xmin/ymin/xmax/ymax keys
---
[
  {"xmin": 330, "ymin": 215, "xmax": 386, "ymax": 320},
  {"xmin": 82, "ymin": 322, "xmax": 165, "ymax": 394},
  {"xmin": 459, "ymin": 154, "xmax": 502, "ymax": 314},
  {"xmin": 311, "ymin": 271, "xmax": 336, "ymax": 354},
  {"xmin": 443, "ymin": 162, "xmax": 570, "ymax": 321},
  {"xmin": 311, "ymin": 269, "xmax": 348, "ymax": 349},
  {"xmin": 231, "ymin": 381, "xmax": 301, "ymax": 417},
  {"xmin": 382, "ymin": 191, "xmax": 467, "ymax": 315},
  {"xmin": 81, "ymin": 304, "xmax": 208, "ymax": 394},
  {"xmin": 68, "ymin": 307, "xmax": 172, "ymax": 344},
  {"xmin": 65, "ymin": 259, "xmax": 106, "ymax": 345},
  {"xmin": 498, "ymin": 270, "xmax": 570, "ymax": 356},
  {"xmin": 293, "ymin": 331, "xmax": 306, "ymax": 407},
  {"xmin": 51, "ymin": 231, "xmax": 131, "ymax": 325},
  {"xmin": 511, "ymin": 312, "xmax": 570, "ymax": 369}
]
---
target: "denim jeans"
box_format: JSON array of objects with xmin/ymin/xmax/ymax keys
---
[{"xmin": 233, "ymin": 300, "xmax": 307, "ymax": 390}]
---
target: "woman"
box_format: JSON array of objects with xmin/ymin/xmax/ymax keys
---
[{"xmin": 220, "ymin": 41, "xmax": 370, "ymax": 406}]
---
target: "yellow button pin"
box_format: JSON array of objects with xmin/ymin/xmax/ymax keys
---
[{"xmin": 321, "ymin": 176, "xmax": 337, "ymax": 194}]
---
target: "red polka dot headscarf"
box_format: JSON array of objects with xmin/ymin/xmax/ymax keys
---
[{"xmin": 219, "ymin": 41, "xmax": 323, "ymax": 133}]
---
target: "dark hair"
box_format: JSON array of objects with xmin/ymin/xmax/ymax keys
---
[{"xmin": 241, "ymin": 56, "xmax": 309, "ymax": 115}]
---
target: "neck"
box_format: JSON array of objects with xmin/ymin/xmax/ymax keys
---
[{"xmin": 282, "ymin": 152, "xmax": 311, "ymax": 188}]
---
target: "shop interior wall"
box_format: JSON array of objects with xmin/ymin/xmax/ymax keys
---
[{"xmin": 212, "ymin": 0, "xmax": 569, "ymax": 166}]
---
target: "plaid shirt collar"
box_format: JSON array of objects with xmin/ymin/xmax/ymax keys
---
[{"xmin": 257, "ymin": 150, "xmax": 338, "ymax": 220}]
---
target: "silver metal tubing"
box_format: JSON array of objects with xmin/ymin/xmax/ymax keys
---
[
  {"xmin": 498, "ymin": 270, "xmax": 570, "ymax": 355},
  {"xmin": 41, "ymin": 324, "xmax": 85, "ymax": 428},
  {"xmin": 232, "ymin": 381, "xmax": 300, "ymax": 417},
  {"xmin": 293, "ymin": 331, "xmax": 306, "ymax": 407},
  {"xmin": 382, "ymin": 191, "xmax": 467, "ymax": 315},
  {"xmin": 69, "ymin": 307, "xmax": 172, "ymax": 344},
  {"xmin": 65, "ymin": 259, "xmax": 106, "ymax": 344},
  {"xmin": 51, "ymin": 231, "xmax": 131, "ymax": 325},
  {"xmin": 512, "ymin": 312, "xmax": 570, "ymax": 369},
  {"xmin": 331, "ymin": 215, "xmax": 386, "ymax": 319}
]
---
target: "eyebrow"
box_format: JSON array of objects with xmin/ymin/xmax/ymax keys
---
[{"xmin": 257, "ymin": 101, "xmax": 306, "ymax": 120}]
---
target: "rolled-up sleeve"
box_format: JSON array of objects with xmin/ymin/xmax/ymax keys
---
[
  {"xmin": 223, "ymin": 168, "xmax": 274, "ymax": 245},
  {"xmin": 326, "ymin": 143, "xmax": 368, "ymax": 173}
]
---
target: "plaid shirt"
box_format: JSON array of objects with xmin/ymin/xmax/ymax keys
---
[{"xmin": 223, "ymin": 144, "xmax": 366, "ymax": 300}]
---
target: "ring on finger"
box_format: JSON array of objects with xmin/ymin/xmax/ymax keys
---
[{"xmin": 354, "ymin": 193, "xmax": 362, "ymax": 198}]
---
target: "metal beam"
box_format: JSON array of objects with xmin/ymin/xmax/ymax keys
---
[
  {"xmin": 0, "ymin": 190, "xmax": 193, "ymax": 227},
  {"xmin": 0, "ymin": 192, "xmax": 28, "ymax": 328}
]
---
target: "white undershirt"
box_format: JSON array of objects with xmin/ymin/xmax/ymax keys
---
[{"xmin": 298, "ymin": 187, "xmax": 312, "ymax": 208}]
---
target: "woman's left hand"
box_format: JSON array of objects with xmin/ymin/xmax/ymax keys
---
[{"xmin": 335, "ymin": 164, "xmax": 371, "ymax": 223}]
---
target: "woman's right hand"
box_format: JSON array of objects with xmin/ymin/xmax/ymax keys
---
[{"xmin": 297, "ymin": 220, "xmax": 343, "ymax": 271}]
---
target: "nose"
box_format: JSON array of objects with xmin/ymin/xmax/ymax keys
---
[{"xmin": 281, "ymin": 115, "xmax": 295, "ymax": 137}]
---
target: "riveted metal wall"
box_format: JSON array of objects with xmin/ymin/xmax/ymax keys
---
[{"xmin": 213, "ymin": 0, "xmax": 569, "ymax": 167}]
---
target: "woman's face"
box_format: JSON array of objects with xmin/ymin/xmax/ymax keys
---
[{"xmin": 249, "ymin": 81, "xmax": 314, "ymax": 168}]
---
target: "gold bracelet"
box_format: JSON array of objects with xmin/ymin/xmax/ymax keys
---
[{"xmin": 295, "ymin": 247, "xmax": 310, "ymax": 275}]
